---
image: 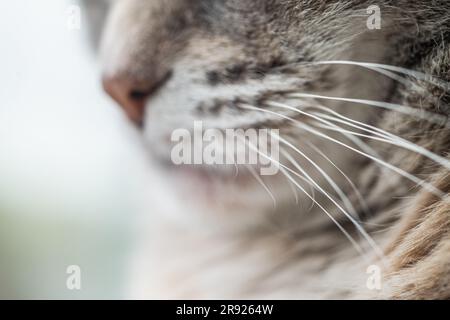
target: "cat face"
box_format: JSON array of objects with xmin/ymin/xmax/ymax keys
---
[{"xmin": 100, "ymin": 0, "xmax": 395, "ymax": 217}]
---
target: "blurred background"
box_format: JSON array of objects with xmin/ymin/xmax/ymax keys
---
[{"xmin": 0, "ymin": 0, "xmax": 164, "ymax": 299}]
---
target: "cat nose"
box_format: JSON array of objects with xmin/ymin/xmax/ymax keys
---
[{"xmin": 102, "ymin": 72, "xmax": 171, "ymax": 126}]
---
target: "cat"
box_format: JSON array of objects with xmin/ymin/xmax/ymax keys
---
[{"xmin": 93, "ymin": 0, "xmax": 450, "ymax": 299}]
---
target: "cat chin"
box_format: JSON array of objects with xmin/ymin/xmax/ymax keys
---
[
  {"xmin": 158, "ymin": 163, "xmax": 291, "ymax": 228},
  {"xmin": 166, "ymin": 164, "xmax": 265, "ymax": 202}
]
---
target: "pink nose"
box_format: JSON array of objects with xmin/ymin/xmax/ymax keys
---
[{"xmin": 102, "ymin": 72, "xmax": 171, "ymax": 126}]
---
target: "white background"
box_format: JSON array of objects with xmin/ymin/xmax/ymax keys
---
[{"xmin": 0, "ymin": 0, "xmax": 166, "ymax": 298}]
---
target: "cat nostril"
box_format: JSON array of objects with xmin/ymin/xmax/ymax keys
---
[
  {"xmin": 130, "ymin": 90, "xmax": 151, "ymax": 100},
  {"xmin": 102, "ymin": 76, "xmax": 149, "ymax": 127},
  {"xmin": 102, "ymin": 72, "xmax": 171, "ymax": 127}
]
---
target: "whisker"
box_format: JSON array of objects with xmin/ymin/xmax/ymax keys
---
[
  {"xmin": 241, "ymin": 136, "xmax": 367, "ymax": 259},
  {"xmin": 277, "ymin": 135, "xmax": 360, "ymax": 219},
  {"xmin": 304, "ymin": 112, "xmax": 389, "ymax": 180},
  {"xmin": 295, "ymin": 103, "xmax": 383, "ymax": 158},
  {"xmin": 233, "ymin": 162, "xmax": 239, "ymax": 178},
  {"xmin": 277, "ymin": 168, "xmax": 366, "ymax": 259},
  {"xmin": 305, "ymin": 141, "xmax": 371, "ymax": 217},
  {"xmin": 312, "ymin": 60, "xmax": 450, "ymax": 90},
  {"xmin": 287, "ymin": 93, "xmax": 449, "ymax": 127},
  {"xmin": 279, "ymin": 146, "xmax": 316, "ymax": 210},
  {"xmin": 311, "ymin": 109, "xmax": 450, "ymax": 172},
  {"xmin": 312, "ymin": 122, "xmax": 392, "ymax": 143},
  {"xmin": 225, "ymin": 142, "xmax": 240, "ymax": 178},
  {"xmin": 331, "ymin": 125, "xmax": 382, "ymax": 158},
  {"xmin": 276, "ymin": 137, "xmax": 384, "ymax": 260},
  {"xmin": 246, "ymin": 164, "xmax": 277, "ymax": 210},
  {"xmin": 240, "ymin": 102, "xmax": 446, "ymax": 199},
  {"xmin": 286, "ymin": 173, "xmax": 300, "ymax": 205},
  {"xmin": 308, "ymin": 104, "xmax": 397, "ymax": 140}
]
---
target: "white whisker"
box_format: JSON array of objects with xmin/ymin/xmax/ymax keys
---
[
  {"xmin": 277, "ymin": 166, "xmax": 367, "ymax": 258},
  {"xmin": 310, "ymin": 60, "xmax": 450, "ymax": 90},
  {"xmin": 296, "ymin": 103, "xmax": 383, "ymax": 157},
  {"xmin": 312, "ymin": 121, "xmax": 393, "ymax": 142},
  {"xmin": 246, "ymin": 164, "xmax": 277, "ymax": 210},
  {"xmin": 311, "ymin": 110, "xmax": 450, "ymax": 172},
  {"xmin": 287, "ymin": 173, "xmax": 300, "ymax": 205},
  {"xmin": 305, "ymin": 141, "xmax": 371, "ymax": 217},
  {"xmin": 308, "ymin": 104, "xmax": 397, "ymax": 140},
  {"xmin": 279, "ymin": 146, "xmax": 317, "ymax": 210},
  {"xmin": 240, "ymin": 102, "xmax": 446, "ymax": 200},
  {"xmin": 277, "ymin": 138, "xmax": 384, "ymax": 260},
  {"xmin": 277, "ymin": 135, "xmax": 360, "ymax": 219},
  {"xmin": 288, "ymin": 93, "xmax": 449, "ymax": 127},
  {"xmin": 241, "ymin": 136, "xmax": 367, "ymax": 259}
]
